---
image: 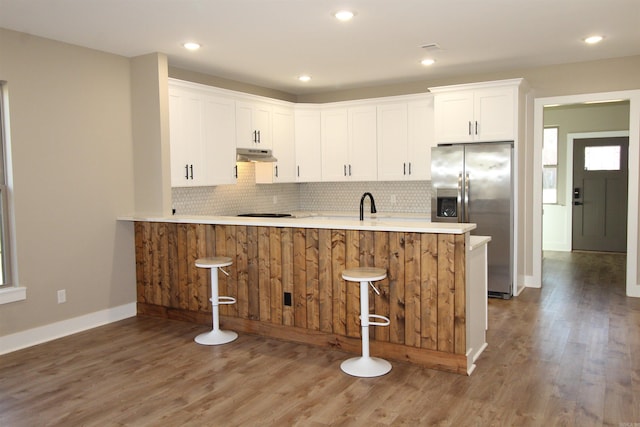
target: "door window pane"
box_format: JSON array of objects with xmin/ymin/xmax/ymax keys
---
[{"xmin": 584, "ymin": 146, "xmax": 621, "ymax": 171}]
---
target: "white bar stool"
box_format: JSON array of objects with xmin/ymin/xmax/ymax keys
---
[
  {"xmin": 341, "ymin": 267, "xmax": 392, "ymax": 377},
  {"xmin": 194, "ymin": 256, "xmax": 238, "ymax": 345}
]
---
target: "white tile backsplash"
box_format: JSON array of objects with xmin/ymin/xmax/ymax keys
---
[{"xmin": 172, "ymin": 162, "xmax": 431, "ymax": 216}]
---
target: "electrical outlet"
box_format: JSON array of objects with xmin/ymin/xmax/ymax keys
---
[
  {"xmin": 57, "ymin": 289, "xmax": 66, "ymax": 304},
  {"xmin": 283, "ymin": 292, "xmax": 292, "ymax": 306}
]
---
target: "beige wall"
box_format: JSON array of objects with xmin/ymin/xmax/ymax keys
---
[{"xmin": 0, "ymin": 29, "xmax": 136, "ymax": 335}]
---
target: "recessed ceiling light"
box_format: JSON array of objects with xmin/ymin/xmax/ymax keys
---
[
  {"xmin": 334, "ymin": 10, "xmax": 355, "ymax": 21},
  {"xmin": 298, "ymin": 75, "xmax": 312, "ymax": 82},
  {"xmin": 421, "ymin": 58, "xmax": 436, "ymax": 66},
  {"xmin": 183, "ymin": 42, "xmax": 201, "ymax": 51},
  {"xmin": 584, "ymin": 35, "xmax": 604, "ymax": 44}
]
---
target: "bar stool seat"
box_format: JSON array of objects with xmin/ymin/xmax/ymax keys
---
[
  {"xmin": 194, "ymin": 256, "xmax": 238, "ymax": 346},
  {"xmin": 340, "ymin": 267, "xmax": 392, "ymax": 378}
]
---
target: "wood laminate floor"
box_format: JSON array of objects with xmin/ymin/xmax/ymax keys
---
[{"xmin": 2, "ymin": 251, "xmax": 639, "ymax": 426}]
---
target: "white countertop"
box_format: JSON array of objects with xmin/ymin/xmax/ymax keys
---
[
  {"xmin": 118, "ymin": 211, "xmax": 477, "ymax": 234},
  {"xmin": 469, "ymin": 235, "xmax": 492, "ymax": 250}
]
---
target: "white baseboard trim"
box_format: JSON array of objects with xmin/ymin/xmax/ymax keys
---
[{"xmin": 0, "ymin": 302, "xmax": 136, "ymax": 355}]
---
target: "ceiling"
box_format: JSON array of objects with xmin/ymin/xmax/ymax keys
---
[{"xmin": 1, "ymin": 0, "xmax": 639, "ymax": 95}]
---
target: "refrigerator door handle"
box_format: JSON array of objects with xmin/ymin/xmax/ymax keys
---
[
  {"xmin": 457, "ymin": 173, "xmax": 463, "ymax": 223},
  {"xmin": 464, "ymin": 173, "xmax": 470, "ymax": 222}
]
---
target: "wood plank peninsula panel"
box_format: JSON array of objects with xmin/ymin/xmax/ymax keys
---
[{"xmin": 135, "ymin": 222, "xmax": 470, "ymax": 374}]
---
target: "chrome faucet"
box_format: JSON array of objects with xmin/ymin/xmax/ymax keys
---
[{"xmin": 360, "ymin": 192, "xmax": 377, "ymax": 221}]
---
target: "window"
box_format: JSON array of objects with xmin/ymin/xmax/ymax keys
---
[
  {"xmin": 0, "ymin": 82, "xmax": 13, "ymax": 288},
  {"xmin": 584, "ymin": 146, "xmax": 621, "ymax": 171},
  {"xmin": 542, "ymin": 127, "xmax": 559, "ymax": 204}
]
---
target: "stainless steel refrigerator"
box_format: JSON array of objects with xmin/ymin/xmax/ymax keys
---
[{"xmin": 431, "ymin": 142, "xmax": 514, "ymax": 298}]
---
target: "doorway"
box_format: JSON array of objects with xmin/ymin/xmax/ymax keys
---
[
  {"xmin": 572, "ymin": 136, "xmax": 628, "ymax": 252},
  {"xmin": 533, "ymin": 90, "xmax": 640, "ymax": 298}
]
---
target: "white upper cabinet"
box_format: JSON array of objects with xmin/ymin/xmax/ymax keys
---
[
  {"xmin": 432, "ymin": 80, "xmax": 521, "ymax": 143},
  {"xmin": 377, "ymin": 102, "xmax": 408, "ymax": 181},
  {"xmin": 168, "ymin": 81, "xmax": 236, "ymax": 187},
  {"xmin": 320, "ymin": 108, "xmax": 350, "ymax": 181},
  {"xmin": 255, "ymin": 105, "xmax": 296, "ymax": 183},
  {"xmin": 377, "ymin": 95, "xmax": 434, "ymax": 181},
  {"xmin": 321, "ymin": 105, "xmax": 377, "ymax": 182},
  {"xmin": 294, "ymin": 106, "xmax": 322, "ymax": 182},
  {"xmin": 407, "ymin": 97, "xmax": 434, "ymax": 180},
  {"xmin": 236, "ymin": 100, "xmax": 272, "ymax": 149},
  {"xmin": 348, "ymin": 105, "xmax": 378, "ymax": 181}
]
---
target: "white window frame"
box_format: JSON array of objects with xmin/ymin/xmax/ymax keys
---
[{"xmin": 0, "ymin": 81, "xmax": 25, "ymax": 304}]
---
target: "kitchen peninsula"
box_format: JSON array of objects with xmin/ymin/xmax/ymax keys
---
[{"xmin": 124, "ymin": 214, "xmax": 489, "ymax": 375}]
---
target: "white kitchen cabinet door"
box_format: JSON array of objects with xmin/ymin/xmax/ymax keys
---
[
  {"xmin": 406, "ymin": 96, "xmax": 434, "ymax": 180},
  {"xmin": 377, "ymin": 96, "xmax": 433, "ymax": 181},
  {"xmin": 433, "ymin": 90, "xmax": 475, "ymax": 143},
  {"xmin": 256, "ymin": 106, "xmax": 296, "ymax": 183},
  {"xmin": 321, "ymin": 108, "xmax": 350, "ymax": 181},
  {"xmin": 202, "ymin": 95, "xmax": 237, "ymax": 185},
  {"xmin": 169, "ymin": 83, "xmax": 237, "ymax": 187},
  {"xmin": 348, "ymin": 105, "xmax": 378, "ymax": 181},
  {"xmin": 235, "ymin": 100, "xmax": 272, "ymax": 149},
  {"xmin": 294, "ymin": 107, "xmax": 322, "ymax": 182},
  {"xmin": 473, "ymin": 87, "xmax": 515, "ymax": 141},
  {"xmin": 377, "ymin": 103, "xmax": 408, "ymax": 181},
  {"xmin": 169, "ymin": 88, "xmax": 206, "ymax": 187}
]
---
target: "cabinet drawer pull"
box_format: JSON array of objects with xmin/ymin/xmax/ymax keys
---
[
  {"xmin": 403, "ymin": 162, "xmax": 406, "ymax": 175},
  {"xmin": 185, "ymin": 164, "xmax": 189, "ymax": 180},
  {"xmin": 475, "ymin": 121, "xmax": 478, "ymax": 135},
  {"xmin": 468, "ymin": 121, "xmax": 472, "ymax": 135},
  {"xmin": 408, "ymin": 162, "xmax": 411, "ymax": 175},
  {"xmin": 348, "ymin": 164, "xmax": 352, "ymax": 176},
  {"xmin": 189, "ymin": 164, "xmax": 194, "ymax": 179},
  {"xmin": 275, "ymin": 165, "xmax": 278, "ymax": 178},
  {"xmin": 344, "ymin": 164, "xmax": 347, "ymax": 176}
]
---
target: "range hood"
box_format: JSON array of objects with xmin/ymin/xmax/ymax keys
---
[{"xmin": 236, "ymin": 148, "xmax": 277, "ymax": 162}]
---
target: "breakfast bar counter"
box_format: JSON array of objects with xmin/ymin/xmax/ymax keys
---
[{"xmin": 122, "ymin": 214, "xmax": 488, "ymax": 375}]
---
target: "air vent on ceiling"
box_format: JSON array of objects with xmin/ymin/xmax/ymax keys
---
[{"xmin": 420, "ymin": 43, "xmax": 442, "ymax": 51}]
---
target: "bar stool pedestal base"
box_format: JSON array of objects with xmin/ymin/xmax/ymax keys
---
[
  {"xmin": 195, "ymin": 330, "xmax": 238, "ymax": 346},
  {"xmin": 341, "ymin": 356, "xmax": 392, "ymax": 378}
]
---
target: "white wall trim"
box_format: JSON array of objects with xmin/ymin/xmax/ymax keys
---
[
  {"xmin": 0, "ymin": 302, "xmax": 136, "ymax": 355},
  {"xmin": 0, "ymin": 285, "xmax": 26, "ymax": 304},
  {"xmin": 534, "ymin": 90, "xmax": 640, "ymax": 297}
]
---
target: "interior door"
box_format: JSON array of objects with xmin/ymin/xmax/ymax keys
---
[{"xmin": 572, "ymin": 137, "xmax": 628, "ymax": 252}]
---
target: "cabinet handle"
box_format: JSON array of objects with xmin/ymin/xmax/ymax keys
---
[
  {"xmin": 275, "ymin": 165, "xmax": 278, "ymax": 178},
  {"xmin": 257, "ymin": 130, "xmax": 261, "ymax": 143},
  {"xmin": 475, "ymin": 121, "xmax": 478, "ymax": 135},
  {"xmin": 189, "ymin": 164, "xmax": 194, "ymax": 179},
  {"xmin": 297, "ymin": 165, "xmax": 300, "ymax": 177},
  {"xmin": 403, "ymin": 162, "xmax": 406, "ymax": 175},
  {"xmin": 344, "ymin": 165, "xmax": 347, "ymax": 176},
  {"xmin": 252, "ymin": 130, "xmax": 257, "ymax": 143},
  {"xmin": 234, "ymin": 165, "xmax": 238, "ymax": 178},
  {"xmin": 468, "ymin": 121, "xmax": 472, "ymax": 136},
  {"xmin": 408, "ymin": 162, "xmax": 412, "ymax": 175},
  {"xmin": 185, "ymin": 164, "xmax": 189, "ymax": 180},
  {"xmin": 348, "ymin": 164, "xmax": 352, "ymax": 176}
]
